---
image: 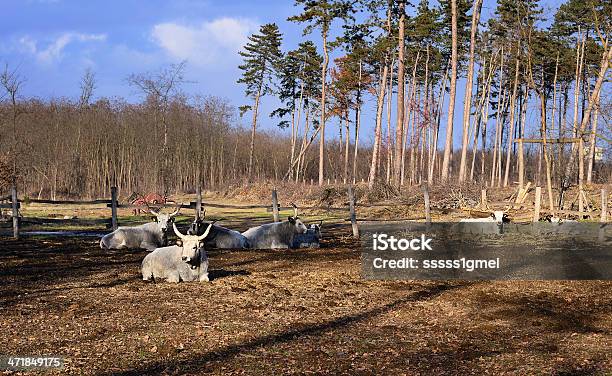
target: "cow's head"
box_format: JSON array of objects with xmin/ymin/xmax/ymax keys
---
[
  {"xmin": 173, "ymin": 222, "xmax": 212, "ymax": 266},
  {"xmin": 309, "ymin": 221, "xmax": 322, "ymax": 238},
  {"xmin": 288, "ymin": 216, "xmax": 307, "ymax": 234},
  {"xmin": 490, "ymin": 211, "xmax": 509, "ymax": 224},
  {"xmin": 187, "ymin": 216, "xmax": 206, "ymax": 236},
  {"xmin": 150, "ymin": 205, "xmax": 181, "ymax": 232}
]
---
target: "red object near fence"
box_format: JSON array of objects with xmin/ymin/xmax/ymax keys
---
[{"xmin": 131, "ymin": 192, "xmax": 167, "ymax": 215}]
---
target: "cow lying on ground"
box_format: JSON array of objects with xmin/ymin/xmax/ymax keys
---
[
  {"xmin": 242, "ymin": 216, "xmax": 307, "ymax": 249},
  {"xmin": 291, "ymin": 222, "xmax": 322, "ymax": 248},
  {"xmin": 459, "ymin": 211, "xmax": 508, "ymax": 225},
  {"xmin": 100, "ymin": 206, "xmax": 180, "ymax": 251},
  {"xmin": 187, "ymin": 217, "xmax": 249, "ymax": 249},
  {"xmin": 141, "ymin": 222, "xmax": 213, "ymax": 283}
]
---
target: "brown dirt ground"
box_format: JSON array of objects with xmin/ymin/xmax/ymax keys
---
[{"xmin": 0, "ymin": 226, "xmax": 611, "ymax": 375}]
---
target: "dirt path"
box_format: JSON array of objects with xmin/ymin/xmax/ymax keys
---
[{"xmin": 0, "ymin": 227, "xmax": 610, "ymax": 375}]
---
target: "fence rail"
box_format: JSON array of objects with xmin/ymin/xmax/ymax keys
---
[
  {"xmin": 19, "ymin": 199, "xmax": 112, "ymax": 205},
  {"xmin": 3, "ymin": 184, "xmax": 609, "ymax": 240}
]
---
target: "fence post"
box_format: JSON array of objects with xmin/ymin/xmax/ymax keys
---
[
  {"xmin": 196, "ymin": 185, "xmax": 202, "ymax": 219},
  {"xmin": 481, "ymin": 189, "xmax": 488, "ymax": 209},
  {"xmin": 111, "ymin": 186, "xmax": 118, "ymax": 230},
  {"xmin": 272, "ymin": 188, "xmax": 279, "ymax": 222},
  {"xmin": 533, "ymin": 186, "xmax": 542, "ymax": 223},
  {"xmin": 348, "ymin": 185, "xmax": 359, "ymax": 239},
  {"xmin": 602, "ymin": 189, "xmax": 608, "ymax": 223},
  {"xmin": 422, "ymin": 183, "xmax": 431, "ymax": 224},
  {"xmin": 11, "ymin": 184, "xmax": 18, "ymax": 239}
]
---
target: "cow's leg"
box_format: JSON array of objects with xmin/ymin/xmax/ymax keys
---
[
  {"xmin": 199, "ymin": 256, "xmax": 209, "ymax": 282},
  {"xmin": 141, "ymin": 242, "xmax": 157, "ymax": 252},
  {"xmin": 166, "ymin": 273, "xmax": 180, "ymax": 283},
  {"xmin": 271, "ymin": 241, "xmax": 289, "ymax": 249}
]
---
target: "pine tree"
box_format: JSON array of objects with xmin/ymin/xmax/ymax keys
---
[
  {"xmin": 281, "ymin": 41, "xmax": 324, "ymax": 182},
  {"xmin": 392, "ymin": 0, "xmax": 407, "ymax": 187},
  {"xmin": 407, "ymin": 0, "xmax": 445, "ymax": 184},
  {"xmin": 237, "ymin": 23, "xmax": 283, "ymax": 181},
  {"xmin": 439, "ymin": 0, "xmax": 459, "ymax": 183},
  {"xmin": 366, "ymin": 0, "xmax": 397, "ymax": 188},
  {"xmin": 458, "ymin": 0, "xmax": 483, "ymax": 183},
  {"xmin": 289, "ymin": 0, "xmax": 353, "ymax": 186},
  {"xmin": 489, "ymin": 0, "xmax": 542, "ymax": 188}
]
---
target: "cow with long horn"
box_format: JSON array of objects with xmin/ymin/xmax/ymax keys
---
[
  {"xmin": 242, "ymin": 215, "xmax": 308, "ymax": 249},
  {"xmin": 99, "ymin": 204, "xmax": 182, "ymax": 251},
  {"xmin": 141, "ymin": 222, "xmax": 214, "ymax": 283},
  {"xmin": 187, "ymin": 215, "xmax": 249, "ymax": 249},
  {"xmin": 291, "ymin": 220, "xmax": 322, "ymax": 248}
]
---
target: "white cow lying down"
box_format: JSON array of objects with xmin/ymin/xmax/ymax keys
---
[
  {"xmin": 291, "ymin": 223, "xmax": 322, "ymax": 248},
  {"xmin": 459, "ymin": 211, "xmax": 508, "ymax": 224},
  {"xmin": 242, "ymin": 216, "xmax": 308, "ymax": 249},
  {"xmin": 100, "ymin": 207, "xmax": 180, "ymax": 251},
  {"xmin": 142, "ymin": 222, "xmax": 213, "ymax": 283}
]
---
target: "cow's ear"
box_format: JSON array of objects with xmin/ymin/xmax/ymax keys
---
[{"xmin": 288, "ymin": 216, "xmax": 295, "ymax": 224}]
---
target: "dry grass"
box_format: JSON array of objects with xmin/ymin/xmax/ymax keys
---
[{"xmin": 0, "ymin": 226, "xmax": 610, "ymax": 375}]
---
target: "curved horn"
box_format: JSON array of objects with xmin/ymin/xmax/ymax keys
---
[
  {"xmin": 140, "ymin": 194, "xmax": 159, "ymax": 215},
  {"xmin": 169, "ymin": 203, "xmax": 182, "ymax": 217},
  {"xmin": 173, "ymin": 222, "xmax": 186, "ymax": 240},
  {"xmin": 291, "ymin": 202, "xmax": 298, "ymax": 217},
  {"xmin": 197, "ymin": 222, "xmax": 214, "ymax": 241}
]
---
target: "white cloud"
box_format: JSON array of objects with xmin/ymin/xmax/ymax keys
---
[
  {"xmin": 18, "ymin": 32, "xmax": 106, "ymax": 64},
  {"xmin": 151, "ymin": 17, "xmax": 258, "ymax": 66}
]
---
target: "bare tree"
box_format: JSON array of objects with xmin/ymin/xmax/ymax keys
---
[
  {"xmin": 0, "ymin": 63, "xmax": 26, "ymax": 180},
  {"xmin": 127, "ymin": 61, "xmax": 187, "ymax": 191},
  {"xmin": 79, "ymin": 68, "xmax": 96, "ymax": 108}
]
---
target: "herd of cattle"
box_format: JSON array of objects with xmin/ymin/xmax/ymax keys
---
[{"xmin": 99, "ymin": 206, "xmax": 322, "ymax": 283}]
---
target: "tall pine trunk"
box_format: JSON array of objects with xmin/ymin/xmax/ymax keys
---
[
  {"xmin": 393, "ymin": 0, "xmax": 406, "ymax": 188},
  {"xmin": 503, "ymin": 52, "xmax": 519, "ymax": 187},
  {"xmin": 441, "ymin": 0, "xmax": 458, "ymax": 183},
  {"xmin": 458, "ymin": 0, "xmax": 483, "ymax": 183},
  {"xmin": 368, "ymin": 60, "xmax": 389, "ymax": 188},
  {"xmin": 247, "ymin": 82, "xmax": 263, "ymax": 181},
  {"xmin": 586, "ymin": 93, "xmax": 600, "ymax": 184},
  {"xmin": 319, "ymin": 32, "xmax": 329, "ymax": 186},
  {"xmin": 352, "ymin": 60, "xmax": 362, "ymax": 184}
]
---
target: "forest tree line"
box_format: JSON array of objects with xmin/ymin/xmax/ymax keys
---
[{"xmin": 1, "ymin": 0, "xmax": 611, "ymax": 203}]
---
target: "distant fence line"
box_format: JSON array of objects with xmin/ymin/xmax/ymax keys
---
[
  {"xmin": 3, "ymin": 184, "xmax": 609, "ymax": 240},
  {"xmin": 3, "ymin": 185, "xmax": 360, "ymax": 240}
]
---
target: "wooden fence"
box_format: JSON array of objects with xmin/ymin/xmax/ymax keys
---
[
  {"xmin": 3, "ymin": 183, "xmax": 609, "ymax": 240},
  {"xmin": 3, "ymin": 185, "xmax": 361, "ymax": 240}
]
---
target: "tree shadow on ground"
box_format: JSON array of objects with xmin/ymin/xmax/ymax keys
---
[
  {"xmin": 208, "ymin": 269, "xmax": 250, "ymax": 281},
  {"xmin": 103, "ymin": 282, "xmax": 469, "ymax": 376},
  {"xmin": 477, "ymin": 291, "xmax": 607, "ymax": 334}
]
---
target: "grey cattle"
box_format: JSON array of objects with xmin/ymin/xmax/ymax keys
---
[
  {"xmin": 187, "ymin": 217, "xmax": 249, "ymax": 249},
  {"xmin": 242, "ymin": 216, "xmax": 307, "ymax": 249},
  {"xmin": 459, "ymin": 211, "xmax": 508, "ymax": 224},
  {"xmin": 291, "ymin": 222, "xmax": 321, "ymax": 248},
  {"xmin": 100, "ymin": 206, "xmax": 180, "ymax": 251},
  {"xmin": 142, "ymin": 222, "xmax": 213, "ymax": 283}
]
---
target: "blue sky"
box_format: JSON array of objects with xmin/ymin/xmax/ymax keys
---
[{"xmin": 2, "ymin": 0, "xmax": 565, "ymax": 147}]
